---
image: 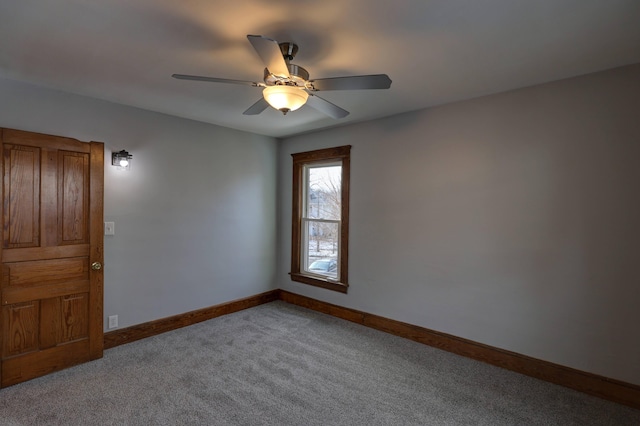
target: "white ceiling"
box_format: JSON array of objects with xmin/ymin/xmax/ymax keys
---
[{"xmin": 1, "ymin": 1, "xmax": 639, "ymax": 138}]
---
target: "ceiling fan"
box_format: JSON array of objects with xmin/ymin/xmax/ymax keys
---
[{"xmin": 172, "ymin": 35, "xmax": 392, "ymax": 118}]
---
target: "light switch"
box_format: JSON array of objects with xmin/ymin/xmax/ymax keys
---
[{"xmin": 104, "ymin": 222, "xmax": 115, "ymax": 235}]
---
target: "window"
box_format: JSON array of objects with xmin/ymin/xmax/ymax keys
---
[{"xmin": 291, "ymin": 146, "xmax": 350, "ymax": 293}]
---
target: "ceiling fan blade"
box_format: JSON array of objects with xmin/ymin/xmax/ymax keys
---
[
  {"xmin": 172, "ymin": 74, "xmax": 262, "ymax": 87},
  {"xmin": 308, "ymin": 74, "xmax": 392, "ymax": 91},
  {"xmin": 306, "ymin": 93, "xmax": 350, "ymax": 119},
  {"xmin": 247, "ymin": 35, "xmax": 290, "ymax": 78},
  {"xmin": 243, "ymin": 98, "xmax": 269, "ymax": 115}
]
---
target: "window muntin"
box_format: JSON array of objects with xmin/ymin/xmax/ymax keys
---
[{"xmin": 290, "ymin": 146, "xmax": 350, "ymax": 293}]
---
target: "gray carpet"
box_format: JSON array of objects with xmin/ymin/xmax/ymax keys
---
[{"xmin": 0, "ymin": 301, "xmax": 638, "ymax": 425}]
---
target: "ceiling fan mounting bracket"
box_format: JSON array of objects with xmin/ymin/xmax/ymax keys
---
[{"xmin": 279, "ymin": 42, "xmax": 298, "ymax": 60}]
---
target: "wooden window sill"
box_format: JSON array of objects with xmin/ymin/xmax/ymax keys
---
[{"xmin": 289, "ymin": 273, "xmax": 348, "ymax": 294}]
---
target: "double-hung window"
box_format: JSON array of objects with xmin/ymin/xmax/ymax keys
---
[{"xmin": 290, "ymin": 146, "xmax": 350, "ymax": 293}]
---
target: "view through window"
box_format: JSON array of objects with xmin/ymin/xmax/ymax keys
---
[{"xmin": 303, "ymin": 163, "xmax": 341, "ymax": 279}]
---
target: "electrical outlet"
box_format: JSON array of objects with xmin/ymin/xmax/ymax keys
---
[{"xmin": 108, "ymin": 315, "xmax": 118, "ymax": 329}]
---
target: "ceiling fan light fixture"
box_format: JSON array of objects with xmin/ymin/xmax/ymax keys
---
[
  {"xmin": 262, "ymin": 85, "xmax": 309, "ymax": 115},
  {"xmin": 173, "ymin": 35, "xmax": 390, "ymax": 119}
]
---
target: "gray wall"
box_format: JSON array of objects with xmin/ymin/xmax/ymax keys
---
[
  {"xmin": 0, "ymin": 77, "xmax": 278, "ymax": 329},
  {"xmin": 277, "ymin": 64, "xmax": 640, "ymax": 385},
  {"xmin": 2, "ymin": 63, "xmax": 638, "ymax": 387}
]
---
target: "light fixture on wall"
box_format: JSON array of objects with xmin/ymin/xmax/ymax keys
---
[
  {"xmin": 262, "ymin": 85, "xmax": 309, "ymax": 115},
  {"xmin": 112, "ymin": 150, "xmax": 132, "ymax": 171}
]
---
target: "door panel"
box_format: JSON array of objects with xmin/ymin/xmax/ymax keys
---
[
  {"xmin": 2, "ymin": 301, "xmax": 39, "ymax": 357},
  {"xmin": 0, "ymin": 128, "xmax": 103, "ymax": 387},
  {"xmin": 58, "ymin": 151, "xmax": 89, "ymax": 245},
  {"xmin": 5, "ymin": 257, "xmax": 88, "ymax": 287},
  {"xmin": 61, "ymin": 293, "xmax": 89, "ymax": 342},
  {"xmin": 3, "ymin": 144, "xmax": 41, "ymax": 249}
]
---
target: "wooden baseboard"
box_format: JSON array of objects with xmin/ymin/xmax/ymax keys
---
[
  {"xmin": 278, "ymin": 290, "xmax": 640, "ymax": 410},
  {"xmin": 103, "ymin": 290, "xmax": 279, "ymax": 349}
]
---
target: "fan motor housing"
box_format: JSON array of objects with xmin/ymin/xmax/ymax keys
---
[{"xmin": 263, "ymin": 64, "xmax": 309, "ymax": 87}]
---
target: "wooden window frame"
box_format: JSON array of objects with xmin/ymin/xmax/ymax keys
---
[{"xmin": 290, "ymin": 145, "xmax": 350, "ymax": 293}]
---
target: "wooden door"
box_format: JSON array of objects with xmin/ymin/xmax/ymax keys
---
[{"xmin": 0, "ymin": 128, "xmax": 104, "ymax": 387}]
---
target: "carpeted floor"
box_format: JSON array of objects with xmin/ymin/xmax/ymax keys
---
[{"xmin": 0, "ymin": 301, "xmax": 638, "ymax": 425}]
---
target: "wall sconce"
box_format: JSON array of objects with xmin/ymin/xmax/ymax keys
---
[{"xmin": 112, "ymin": 150, "xmax": 132, "ymax": 171}]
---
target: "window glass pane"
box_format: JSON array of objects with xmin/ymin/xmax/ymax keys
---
[
  {"xmin": 306, "ymin": 165, "xmax": 341, "ymax": 220},
  {"xmin": 304, "ymin": 220, "xmax": 339, "ymax": 278}
]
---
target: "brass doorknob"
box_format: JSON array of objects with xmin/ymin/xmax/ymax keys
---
[{"xmin": 91, "ymin": 262, "xmax": 102, "ymax": 271}]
